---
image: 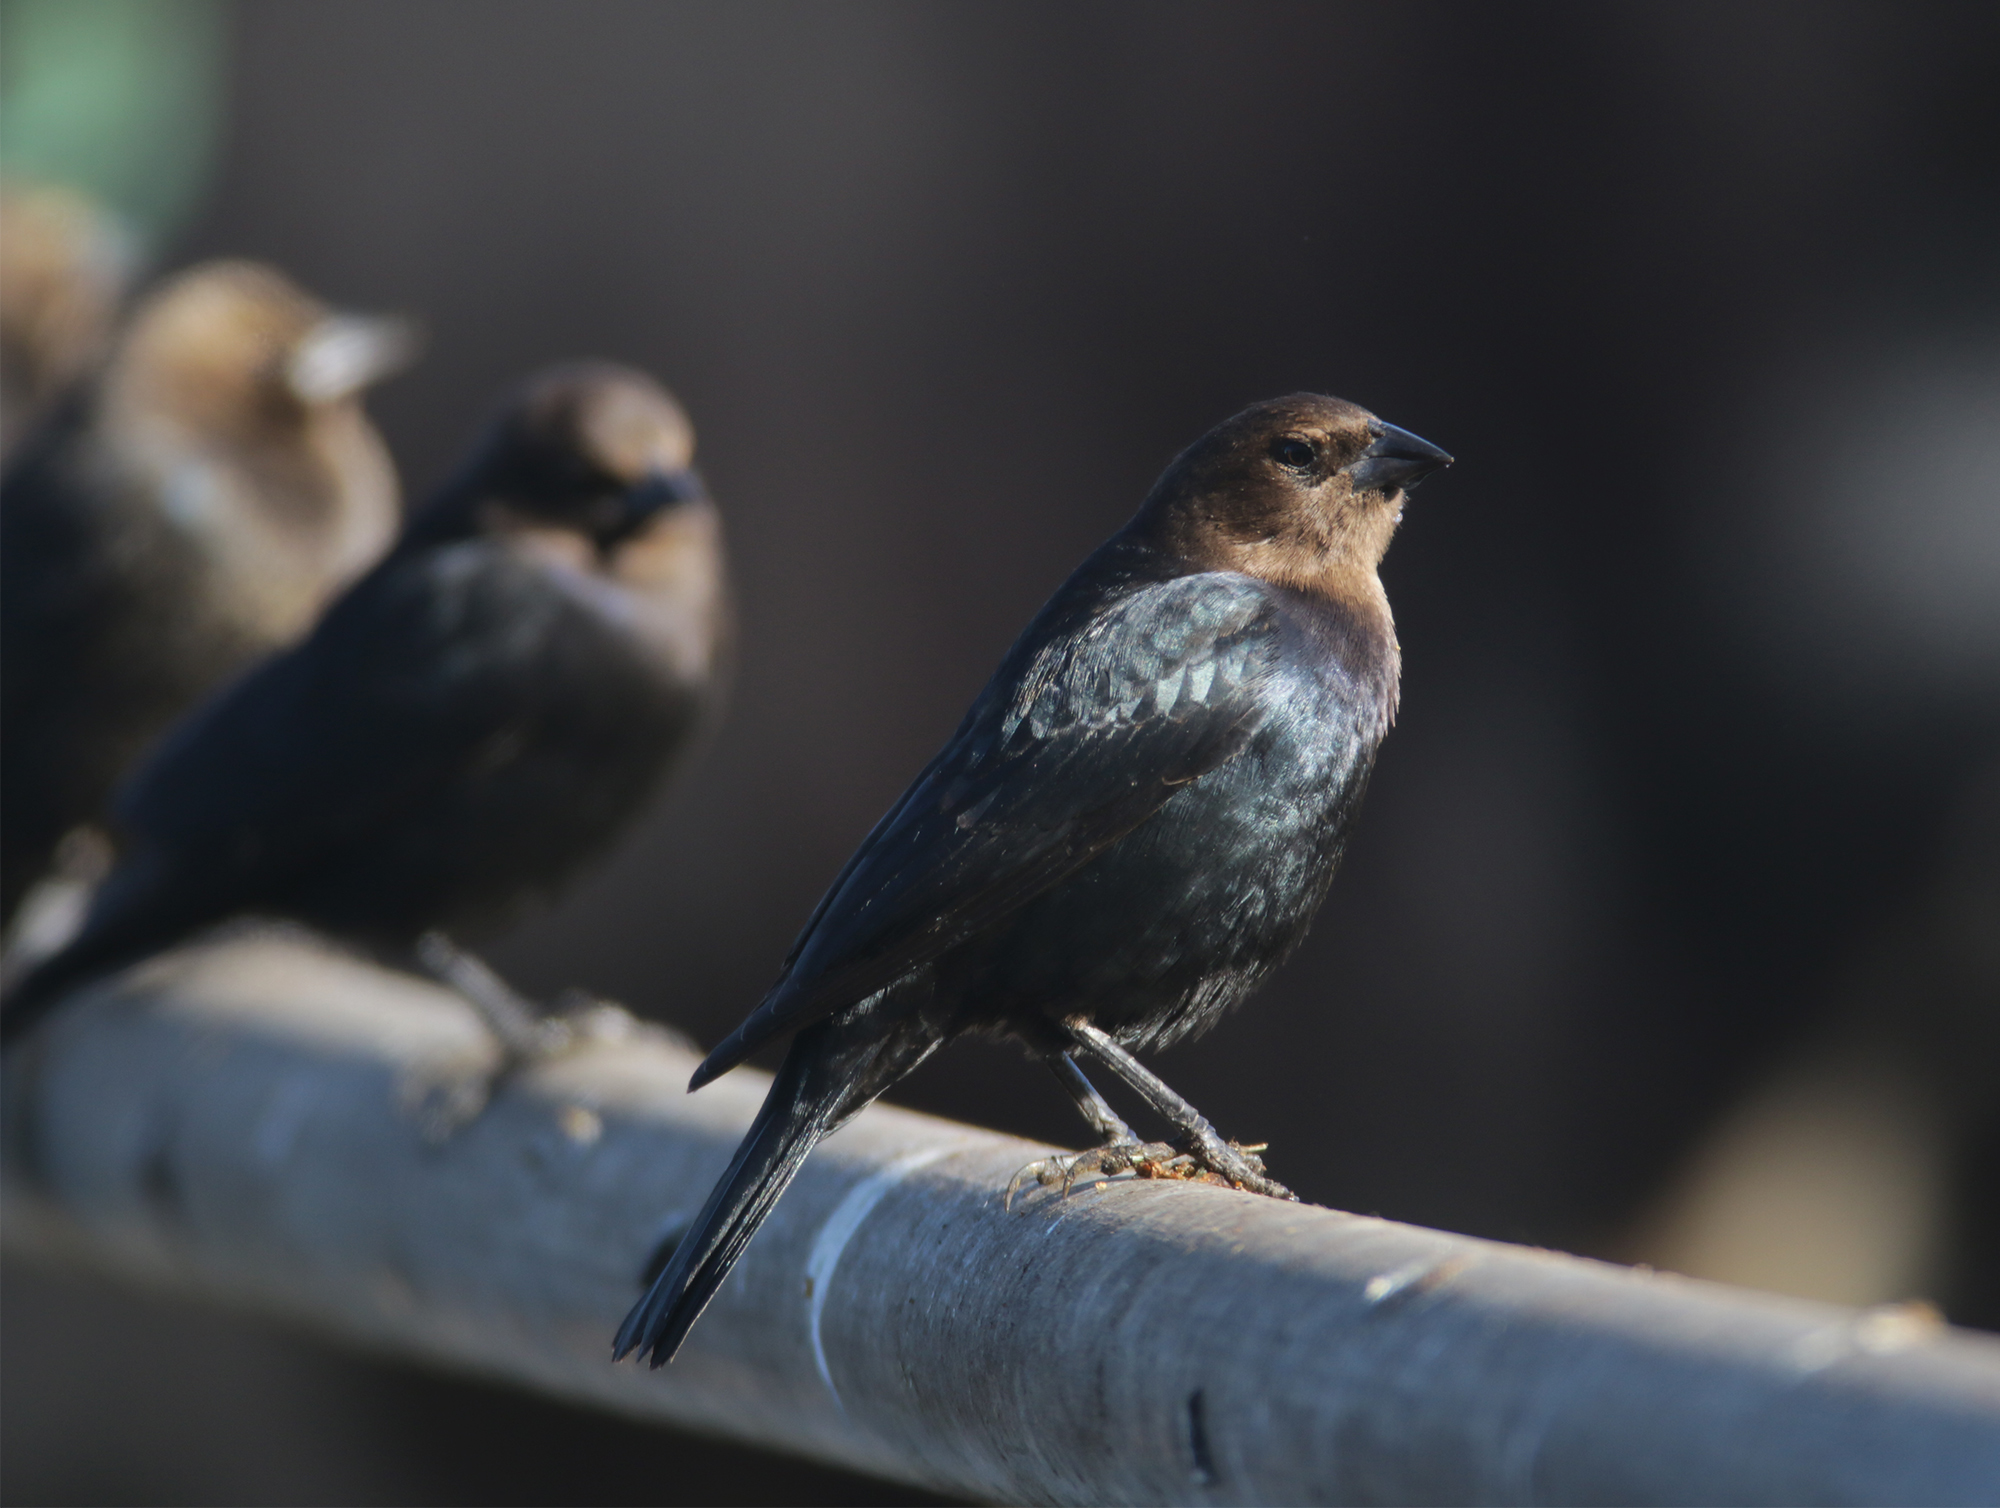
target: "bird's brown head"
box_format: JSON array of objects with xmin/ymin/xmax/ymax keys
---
[
  {"xmin": 447, "ymin": 362, "xmax": 718, "ymax": 561},
  {"xmin": 95, "ymin": 260, "xmax": 415, "ymax": 644},
  {"xmin": 1131, "ymin": 393, "xmax": 1450, "ymax": 631},
  {"xmin": 105, "ymin": 259, "xmax": 416, "ymax": 445},
  {"xmin": 439, "ymin": 363, "xmax": 729, "ymax": 675}
]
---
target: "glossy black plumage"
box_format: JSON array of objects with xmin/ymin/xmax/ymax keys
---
[
  {"xmin": 1, "ymin": 362, "xmax": 729, "ymax": 1044},
  {"xmin": 618, "ymin": 393, "xmax": 1450, "ymax": 1366},
  {"xmin": 1, "ymin": 260, "xmax": 412, "ymax": 925}
]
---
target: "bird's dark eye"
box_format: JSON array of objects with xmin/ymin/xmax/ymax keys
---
[{"xmin": 1273, "ymin": 438, "xmax": 1317, "ymax": 473}]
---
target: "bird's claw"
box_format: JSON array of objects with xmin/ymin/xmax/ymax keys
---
[
  {"xmin": 1005, "ymin": 1140, "xmax": 1181, "ymax": 1208},
  {"xmin": 1004, "ymin": 1137, "xmax": 1295, "ymax": 1208}
]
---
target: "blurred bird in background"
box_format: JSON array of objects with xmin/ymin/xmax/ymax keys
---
[
  {"xmin": 0, "ymin": 260, "xmax": 416, "ymax": 943},
  {"xmin": 618, "ymin": 394, "xmax": 1449, "ymax": 1365},
  {"xmin": 0, "ymin": 179, "xmax": 138, "ymax": 460},
  {"xmin": 1, "ymin": 362, "xmax": 730, "ymax": 1055}
]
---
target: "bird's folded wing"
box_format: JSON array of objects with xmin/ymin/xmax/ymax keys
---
[
  {"xmin": 115, "ymin": 541, "xmax": 573, "ymax": 886},
  {"xmin": 693, "ymin": 572, "xmax": 1285, "ymax": 1085}
]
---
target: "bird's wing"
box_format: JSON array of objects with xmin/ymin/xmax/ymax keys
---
[
  {"xmin": 0, "ymin": 540, "xmax": 576, "ymax": 1036},
  {"xmin": 114, "ymin": 540, "xmax": 573, "ymax": 887},
  {"xmin": 694, "ymin": 571, "xmax": 1287, "ymax": 1084}
]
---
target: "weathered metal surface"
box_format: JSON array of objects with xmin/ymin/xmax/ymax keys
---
[{"xmin": 5, "ymin": 932, "xmax": 1998, "ymax": 1505}]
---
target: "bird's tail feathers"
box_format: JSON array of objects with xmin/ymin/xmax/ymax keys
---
[{"xmin": 614, "ymin": 1026, "xmax": 850, "ymax": 1367}]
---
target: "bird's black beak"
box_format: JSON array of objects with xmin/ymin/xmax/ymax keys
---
[
  {"xmin": 623, "ymin": 466, "xmax": 708, "ymax": 524},
  {"xmin": 598, "ymin": 467, "xmax": 707, "ymax": 549},
  {"xmin": 1348, "ymin": 422, "xmax": 1453, "ymax": 495}
]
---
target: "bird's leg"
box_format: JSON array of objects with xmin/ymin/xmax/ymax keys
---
[
  {"xmin": 417, "ymin": 931, "xmax": 575, "ymax": 1059},
  {"xmin": 1068, "ymin": 1021, "xmax": 1296, "ymax": 1200},
  {"xmin": 411, "ymin": 931, "xmax": 598, "ymax": 1139},
  {"xmin": 1005, "ymin": 1052, "xmax": 1186, "ymax": 1208},
  {"xmin": 1051, "ymin": 1051, "xmax": 1139, "ymax": 1143}
]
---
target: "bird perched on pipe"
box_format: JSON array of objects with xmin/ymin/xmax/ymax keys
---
[
  {"xmin": 617, "ymin": 392, "xmax": 1450, "ymax": 1367},
  {"xmin": 1, "ymin": 260, "xmax": 415, "ymax": 927},
  {"xmin": 0, "ymin": 362, "xmax": 730, "ymax": 1046}
]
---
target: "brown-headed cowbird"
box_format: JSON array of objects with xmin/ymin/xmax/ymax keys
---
[
  {"xmin": 0, "ymin": 363, "xmax": 729, "ymax": 1044},
  {"xmin": 0, "ymin": 179, "xmax": 138, "ymax": 461},
  {"xmin": 616, "ymin": 393, "xmax": 1449, "ymax": 1366},
  {"xmin": 1, "ymin": 260, "xmax": 414, "ymax": 924}
]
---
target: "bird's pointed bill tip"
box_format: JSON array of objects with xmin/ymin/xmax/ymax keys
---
[{"xmin": 1352, "ymin": 420, "xmax": 1453, "ymax": 492}]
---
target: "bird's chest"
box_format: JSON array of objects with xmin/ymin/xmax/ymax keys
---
[{"xmin": 1155, "ymin": 662, "xmax": 1376, "ymax": 916}]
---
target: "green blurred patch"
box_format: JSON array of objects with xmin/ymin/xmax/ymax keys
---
[{"xmin": 1, "ymin": 0, "xmax": 230, "ymax": 247}]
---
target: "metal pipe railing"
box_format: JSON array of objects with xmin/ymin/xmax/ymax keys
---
[{"xmin": 5, "ymin": 930, "xmax": 1998, "ymax": 1505}]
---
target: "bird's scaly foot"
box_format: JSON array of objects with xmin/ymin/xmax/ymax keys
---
[
  {"xmin": 1005, "ymin": 1138, "xmax": 1293, "ymax": 1207},
  {"xmin": 1006, "ymin": 1140, "xmax": 1179, "ymax": 1208}
]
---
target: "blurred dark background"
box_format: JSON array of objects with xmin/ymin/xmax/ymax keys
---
[{"xmin": 4, "ymin": 1, "xmax": 1996, "ymax": 1502}]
